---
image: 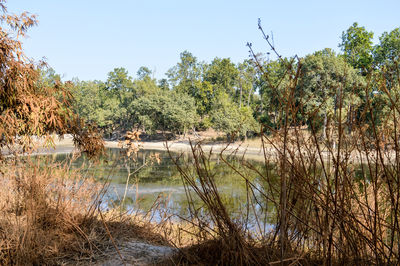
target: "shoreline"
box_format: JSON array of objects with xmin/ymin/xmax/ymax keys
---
[
  {"xmin": 10, "ymin": 135, "xmax": 397, "ymax": 164},
  {"xmin": 21, "ymin": 135, "xmax": 267, "ymax": 161},
  {"xmin": 106, "ymin": 139, "xmax": 266, "ymax": 161}
]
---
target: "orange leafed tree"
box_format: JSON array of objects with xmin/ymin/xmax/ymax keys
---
[{"xmin": 0, "ymin": 0, "xmax": 103, "ymax": 158}]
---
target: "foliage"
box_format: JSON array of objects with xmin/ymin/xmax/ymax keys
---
[
  {"xmin": 373, "ymin": 28, "xmax": 400, "ymax": 91},
  {"xmin": 237, "ymin": 59, "xmax": 256, "ymax": 107},
  {"xmin": 166, "ymin": 50, "xmax": 202, "ymax": 95},
  {"xmin": 374, "ymin": 28, "xmax": 400, "ymax": 66},
  {"xmin": 130, "ymin": 91, "xmax": 198, "ymax": 134},
  {"xmin": 257, "ymin": 58, "xmax": 292, "ymax": 128},
  {"xmin": 298, "ymin": 48, "xmax": 364, "ymax": 133},
  {"xmin": 204, "ymin": 57, "xmax": 239, "ymax": 97},
  {"xmin": 0, "ymin": 2, "xmax": 103, "ymax": 157},
  {"xmin": 72, "ymin": 67, "xmax": 161, "ymax": 136},
  {"xmin": 68, "ymin": 22, "xmax": 400, "ymax": 143},
  {"xmin": 132, "ymin": 69, "xmax": 159, "ymax": 97},
  {"xmin": 211, "ymin": 94, "xmax": 258, "ymax": 137},
  {"xmin": 340, "ymin": 22, "xmax": 374, "ymax": 73}
]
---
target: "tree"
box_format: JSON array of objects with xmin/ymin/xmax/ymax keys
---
[
  {"xmin": 167, "ymin": 51, "xmax": 201, "ymax": 95},
  {"xmin": 339, "ymin": 22, "xmax": 374, "ymax": 73},
  {"xmin": 211, "ymin": 93, "xmax": 258, "ymax": 139},
  {"xmin": 167, "ymin": 51, "xmax": 218, "ymax": 121},
  {"xmin": 133, "ymin": 67, "xmax": 159, "ymax": 97},
  {"xmin": 192, "ymin": 80, "xmax": 214, "ymax": 117},
  {"xmin": 158, "ymin": 78, "xmax": 170, "ymax": 91},
  {"xmin": 299, "ymin": 48, "xmax": 363, "ymax": 136},
  {"xmin": 162, "ymin": 92, "xmax": 199, "ymax": 135},
  {"xmin": 38, "ymin": 66, "xmax": 62, "ymax": 88},
  {"xmin": 373, "ymin": 28, "xmax": 400, "ymax": 87},
  {"xmin": 72, "ymin": 80, "xmax": 104, "ymax": 126},
  {"xmin": 136, "ymin": 66, "xmax": 152, "ymax": 80},
  {"xmin": 370, "ymin": 28, "xmax": 400, "ymax": 128},
  {"xmin": 130, "ymin": 91, "xmax": 198, "ymax": 135},
  {"xmin": 103, "ymin": 68, "xmax": 135, "ymax": 133},
  {"xmin": 0, "ymin": 4, "xmax": 103, "ymax": 157},
  {"xmin": 105, "ymin": 67, "xmax": 134, "ymax": 94},
  {"xmin": 257, "ymin": 58, "xmax": 292, "ymax": 129},
  {"xmin": 237, "ymin": 60, "xmax": 256, "ymax": 108},
  {"xmin": 204, "ymin": 57, "xmax": 239, "ymax": 97},
  {"xmin": 374, "ymin": 28, "xmax": 400, "ymax": 66},
  {"xmin": 72, "ymin": 66, "xmax": 163, "ymax": 136}
]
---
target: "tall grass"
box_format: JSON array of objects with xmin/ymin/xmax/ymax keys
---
[
  {"xmin": 167, "ymin": 55, "xmax": 400, "ymax": 266},
  {"xmin": 0, "ymin": 155, "xmax": 170, "ymax": 265}
]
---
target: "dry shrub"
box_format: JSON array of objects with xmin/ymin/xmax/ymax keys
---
[
  {"xmin": 0, "ymin": 157, "xmax": 101, "ymax": 264},
  {"xmin": 165, "ymin": 25, "xmax": 400, "ymax": 265},
  {"xmin": 164, "ymin": 143, "xmax": 274, "ymax": 265},
  {"xmin": 0, "ymin": 0, "xmax": 104, "ymax": 160},
  {"xmin": 0, "ymin": 156, "xmax": 170, "ymax": 265}
]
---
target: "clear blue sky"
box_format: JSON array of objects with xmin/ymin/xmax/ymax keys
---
[{"xmin": 7, "ymin": 0, "xmax": 400, "ymax": 81}]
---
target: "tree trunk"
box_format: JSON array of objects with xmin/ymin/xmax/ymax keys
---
[
  {"xmin": 247, "ymin": 87, "xmax": 252, "ymax": 107},
  {"xmin": 239, "ymin": 80, "xmax": 243, "ymax": 108},
  {"xmin": 323, "ymin": 109, "xmax": 327, "ymax": 140}
]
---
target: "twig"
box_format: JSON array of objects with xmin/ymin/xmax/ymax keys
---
[{"xmin": 98, "ymin": 207, "xmax": 125, "ymax": 265}]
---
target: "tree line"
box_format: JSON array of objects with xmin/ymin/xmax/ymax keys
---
[{"xmin": 53, "ymin": 22, "xmax": 400, "ymax": 139}]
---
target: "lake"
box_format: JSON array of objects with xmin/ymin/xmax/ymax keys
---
[{"xmin": 45, "ymin": 148, "xmax": 277, "ymax": 229}]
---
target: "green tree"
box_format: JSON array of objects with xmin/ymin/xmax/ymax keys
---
[
  {"xmin": 130, "ymin": 91, "xmax": 198, "ymax": 135},
  {"xmin": 133, "ymin": 67, "xmax": 160, "ymax": 97},
  {"xmin": 104, "ymin": 68, "xmax": 135, "ymax": 133},
  {"xmin": 370, "ymin": 28, "xmax": 400, "ymax": 128},
  {"xmin": 105, "ymin": 67, "xmax": 135, "ymax": 95},
  {"xmin": 299, "ymin": 48, "xmax": 363, "ymax": 136},
  {"xmin": 72, "ymin": 80, "xmax": 104, "ymax": 125},
  {"xmin": 158, "ymin": 78, "xmax": 170, "ymax": 91},
  {"xmin": 374, "ymin": 28, "xmax": 400, "ymax": 66},
  {"xmin": 192, "ymin": 80, "xmax": 214, "ymax": 117},
  {"xmin": 339, "ymin": 22, "xmax": 374, "ymax": 73},
  {"xmin": 72, "ymin": 80, "xmax": 124, "ymax": 136},
  {"xmin": 73, "ymin": 66, "xmax": 164, "ymax": 136},
  {"xmin": 211, "ymin": 93, "xmax": 258, "ymax": 139},
  {"xmin": 373, "ymin": 28, "xmax": 400, "ymax": 87},
  {"xmin": 237, "ymin": 60, "xmax": 256, "ymax": 108},
  {"xmin": 38, "ymin": 67, "xmax": 62, "ymax": 88},
  {"xmin": 136, "ymin": 66, "xmax": 152, "ymax": 80},
  {"xmin": 167, "ymin": 51, "xmax": 201, "ymax": 95},
  {"xmin": 257, "ymin": 58, "xmax": 292, "ymax": 129},
  {"xmin": 204, "ymin": 57, "xmax": 239, "ymax": 97}
]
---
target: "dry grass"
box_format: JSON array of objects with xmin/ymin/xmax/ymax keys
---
[
  {"xmin": 0, "ymin": 156, "xmax": 170, "ymax": 265},
  {"xmin": 164, "ymin": 122, "xmax": 400, "ymax": 265},
  {"xmin": 161, "ymin": 35, "xmax": 400, "ymax": 266}
]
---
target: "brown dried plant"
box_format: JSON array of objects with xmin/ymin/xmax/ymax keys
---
[
  {"xmin": 118, "ymin": 129, "xmax": 142, "ymax": 159},
  {"xmin": 118, "ymin": 129, "xmax": 161, "ymax": 211},
  {"xmin": 0, "ymin": 0, "xmax": 104, "ymax": 159},
  {"xmin": 167, "ymin": 21, "xmax": 400, "ymax": 266}
]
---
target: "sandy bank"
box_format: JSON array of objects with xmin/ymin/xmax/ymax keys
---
[
  {"xmin": 23, "ymin": 134, "xmax": 390, "ymax": 164},
  {"xmin": 26, "ymin": 134, "xmax": 267, "ymax": 161},
  {"xmin": 105, "ymin": 139, "xmax": 267, "ymax": 161}
]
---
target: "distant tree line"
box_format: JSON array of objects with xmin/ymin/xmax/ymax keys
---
[{"xmin": 41, "ymin": 22, "xmax": 400, "ymax": 139}]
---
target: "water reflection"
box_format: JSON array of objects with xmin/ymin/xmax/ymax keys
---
[{"xmin": 48, "ymin": 148, "xmax": 276, "ymax": 228}]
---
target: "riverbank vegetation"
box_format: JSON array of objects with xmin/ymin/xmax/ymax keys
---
[
  {"xmin": 67, "ymin": 22, "xmax": 400, "ymax": 145},
  {"xmin": 0, "ymin": 157, "xmax": 175, "ymax": 265},
  {"xmin": 160, "ymin": 22, "xmax": 400, "ymax": 265},
  {"xmin": 0, "ymin": 3, "xmax": 171, "ymax": 264}
]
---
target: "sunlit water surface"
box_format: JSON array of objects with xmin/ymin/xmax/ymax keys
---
[{"xmin": 44, "ymin": 148, "xmax": 278, "ymax": 230}]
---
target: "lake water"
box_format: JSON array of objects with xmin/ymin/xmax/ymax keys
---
[{"xmin": 47, "ymin": 148, "xmax": 277, "ymax": 228}]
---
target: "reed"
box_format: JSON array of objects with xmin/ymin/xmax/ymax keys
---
[{"xmin": 166, "ymin": 40, "xmax": 400, "ymax": 266}]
